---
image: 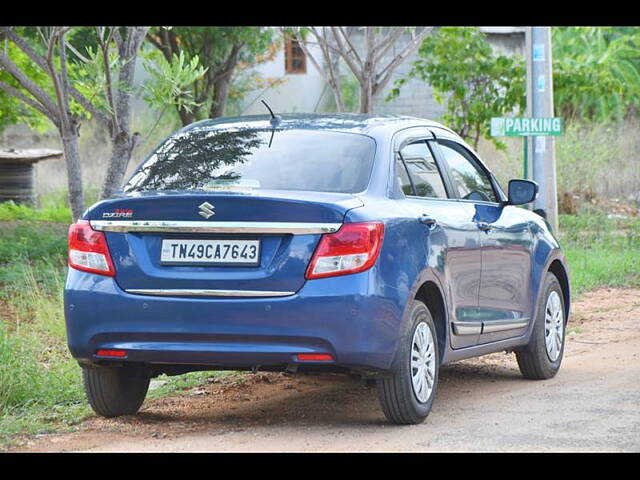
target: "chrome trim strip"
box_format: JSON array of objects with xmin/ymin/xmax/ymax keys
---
[
  {"xmin": 481, "ymin": 319, "xmax": 529, "ymax": 334},
  {"xmin": 125, "ymin": 288, "xmax": 295, "ymax": 298},
  {"xmin": 90, "ymin": 220, "xmax": 342, "ymax": 235},
  {"xmin": 451, "ymin": 321, "xmax": 482, "ymax": 336}
]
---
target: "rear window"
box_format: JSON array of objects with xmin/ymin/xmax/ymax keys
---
[{"xmin": 123, "ymin": 128, "xmax": 376, "ymax": 194}]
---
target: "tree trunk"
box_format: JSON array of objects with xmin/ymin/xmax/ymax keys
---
[
  {"xmin": 177, "ymin": 105, "xmax": 198, "ymax": 126},
  {"xmin": 99, "ymin": 27, "xmax": 148, "ymax": 200},
  {"xmin": 60, "ymin": 130, "xmax": 84, "ymax": 221},
  {"xmin": 210, "ymin": 74, "xmax": 232, "ymax": 118},
  {"xmin": 359, "ymin": 82, "xmax": 374, "ymax": 114},
  {"xmin": 101, "ymin": 132, "xmax": 138, "ymax": 199}
]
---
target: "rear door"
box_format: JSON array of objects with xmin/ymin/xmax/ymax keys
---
[{"xmin": 393, "ymin": 132, "xmax": 483, "ymax": 348}]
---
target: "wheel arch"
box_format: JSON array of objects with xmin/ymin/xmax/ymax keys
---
[
  {"xmin": 548, "ymin": 258, "xmax": 571, "ymax": 323},
  {"xmin": 414, "ymin": 280, "xmax": 447, "ymax": 363}
]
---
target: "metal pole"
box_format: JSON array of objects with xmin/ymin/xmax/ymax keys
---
[
  {"xmin": 525, "ymin": 28, "xmax": 533, "ymax": 182},
  {"xmin": 523, "ymin": 136, "xmax": 528, "ymax": 179},
  {"xmin": 530, "ymin": 26, "xmax": 558, "ymax": 232}
]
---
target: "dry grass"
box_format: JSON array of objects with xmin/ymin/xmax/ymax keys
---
[{"xmin": 478, "ymin": 117, "xmax": 640, "ymax": 202}]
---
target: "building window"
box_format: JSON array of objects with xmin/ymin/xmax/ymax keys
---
[{"xmin": 285, "ymin": 37, "xmax": 306, "ymax": 74}]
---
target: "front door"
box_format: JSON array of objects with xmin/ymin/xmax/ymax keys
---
[{"xmin": 436, "ymin": 140, "xmax": 533, "ymax": 344}]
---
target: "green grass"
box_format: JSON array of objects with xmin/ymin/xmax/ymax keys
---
[
  {"xmin": 0, "ymin": 207, "xmax": 221, "ymax": 449},
  {"xmin": 0, "ymin": 219, "xmax": 87, "ymax": 447},
  {"xmin": 0, "ymin": 201, "xmax": 638, "ymax": 448},
  {"xmin": 559, "ymin": 209, "xmax": 640, "ymax": 294}
]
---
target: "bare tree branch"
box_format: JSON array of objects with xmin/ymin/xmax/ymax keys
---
[
  {"xmin": 375, "ymin": 27, "xmax": 433, "ymax": 93},
  {"xmin": 329, "ymin": 27, "xmax": 364, "ymax": 85},
  {"xmin": 373, "ymin": 27, "xmax": 404, "ymax": 64},
  {"xmin": 336, "ymin": 26, "xmax": 364, "ymax": 69},
  {"xmin": 284, "ymin": 28, "xmax": 344, "ymax": 111},
  {"xmin": 96, "ymin": 26, "xmax": 118, "ymax": 133},
  {"xmin": 0, "ymin": 48, "xmax": 59, "ymax": 119},
  {"xmin": 1, "ymin": 26, "xmax": 111, "ymax": 127},
  {"xmin": 45, "ymin": 27, "xmax": 73, "ymax": 134},
  {"xmin": 299, "ymin": 26, "xmax": 434, "ymax": 113},
  {"xmin": 64, "ymin": 39, "xmax": 91, "ymax": 63},
  {"xmin": 57, "ymin": 29, "xmax": 74, "ymax": 129}
]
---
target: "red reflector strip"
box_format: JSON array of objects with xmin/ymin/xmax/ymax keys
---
[
  {"xmin": 96, "ymin": 349, "xmax": 127, "ymax": 358},
  {"xmin": 296, "ymin": 353, "xmax": 334, "ymax": 362}
]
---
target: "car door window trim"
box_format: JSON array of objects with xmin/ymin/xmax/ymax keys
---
[
  {"xmin": 391, "ymin": 130, "xmax": 457, "ymax": 201},
  {"xmin": 436, "ymin": 139, "xmax": 502, "ymax": 206}
]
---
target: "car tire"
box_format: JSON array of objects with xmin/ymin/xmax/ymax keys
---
[
  {"xmin": 377, "ymin": 300, "xmax": 439, "ymax": 425},
  {"xmin": 515, "ymin": 272, "xmax": 566, "ymax": 380},
  {"xmin": 82, "ymin": 364, "xmax": 150, "ymax": 417}
]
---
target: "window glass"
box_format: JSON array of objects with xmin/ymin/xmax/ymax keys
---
[
  {"xmin": 124, "ymin": 128, "xmax": 375, "ymax": 194},
  {"xmin": 395, "ymin": 158, "xmax": 414, "ymax": 195},
  {"xmin": 438, "ymin": 142, "xmax": 497, "ymax": 203},
  {"xmin": 399, "ymin": 141, "xmax": 448, "ymax": 199},
  {"xmin": 285, "ymin": 37, "xmax": 306, "ymax": 74}
]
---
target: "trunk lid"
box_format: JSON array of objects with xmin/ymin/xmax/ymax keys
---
[{"xmin": 86, "ymin": 190, "xmax": 362, "ymax": 295}]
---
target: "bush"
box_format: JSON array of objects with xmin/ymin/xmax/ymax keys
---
[{"xmin": 0, "ymin": 201, "xmax": 71, "ymax": 223}]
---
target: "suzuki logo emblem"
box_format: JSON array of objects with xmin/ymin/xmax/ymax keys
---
[{"xmin": 198, "ymin": 202, "xmax": 215, "ymax": 219}]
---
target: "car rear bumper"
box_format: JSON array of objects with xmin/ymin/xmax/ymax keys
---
[{"xmin": 64, "ymin": 268, "xmax": 404, "ymax": 372}]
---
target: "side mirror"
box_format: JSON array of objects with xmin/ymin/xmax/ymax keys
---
[{"xmin": 507, "ymin": 179, "xmax": 538, "ymax": 205}]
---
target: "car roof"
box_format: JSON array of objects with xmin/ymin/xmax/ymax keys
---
[{"xmin": 180, "ymin": 113, "xmax": 458, "ymax": 138}]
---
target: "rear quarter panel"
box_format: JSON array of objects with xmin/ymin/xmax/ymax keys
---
[{"xmin": 344, "ymin": 195, "xmax": 449, "ymax": 368}]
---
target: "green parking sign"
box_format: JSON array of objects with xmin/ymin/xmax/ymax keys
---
[{"xmin": 491, "ymin": 117, "xmax": 563, "ymax": 137}]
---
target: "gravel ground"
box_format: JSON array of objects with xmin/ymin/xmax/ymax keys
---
[{"xmin": 10, "ymin": 287, "xmax": 640, "ymax": 452}]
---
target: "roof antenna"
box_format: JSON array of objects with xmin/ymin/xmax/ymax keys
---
[
  {"xmin": 261, "ymin": 99, "xmax": 282, "ymax": 127},
  {"xmin": 261, "ymin": 99, "xmax": 281, "ymax": 148}
]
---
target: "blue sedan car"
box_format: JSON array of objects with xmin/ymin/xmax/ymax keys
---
[{"xmin": 65, "ymin": 114, "xmax": 570, "ymax": 425}]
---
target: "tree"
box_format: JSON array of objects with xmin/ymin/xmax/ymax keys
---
[
  {"xmin": 146, "ymin": 27, "xmax": 276, "ymax": 125},
  {"xmin": 293, "ymin": 27, "xmax": 433, "ymax": 113},
  {"xmin": 90, "ymin": 27, "xmax": 149, "ymax": 199},
  {"xmin": 387, "ymin": 27, "xmax": 526, "ymax": 150},
  {"xmin": 0, "ymin": 27, "xmax": 88, "ymax": 219},
  {"xmin": 0, "ymin": 27, "xmax": 205, "ymax": 216},
  {"xmin": 552, "ymin": 27, "xmax": 640, "ymax": 122},
  {"xmin": 0, "ymin": 42, "xmax": 51, "ymax": 133}
]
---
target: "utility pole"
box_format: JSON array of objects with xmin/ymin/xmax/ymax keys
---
[{"xmin": 526, "ymin": 26, "xmax": 558, "ymax": 233}]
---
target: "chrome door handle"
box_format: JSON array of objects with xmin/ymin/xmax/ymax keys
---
[
  {"xmin": 476, "ymin": 221, "xmax": 492, "ymax": 232},
  {"xmin": 419, "ymin": 214, "xmax": 437, "ymax": 228}
]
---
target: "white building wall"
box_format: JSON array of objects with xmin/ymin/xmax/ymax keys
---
[
  {"xmin": 237, "ymin": 27, "xmax": 525, "ymax": 120},
  {"xmin": 241, "ymin": 42, "xmax": 330, "ymax": 115}
]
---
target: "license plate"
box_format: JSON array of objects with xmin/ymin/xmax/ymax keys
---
[{"xmin": 160, "ymin": 239, "xmax": 260, "ymax": 266}]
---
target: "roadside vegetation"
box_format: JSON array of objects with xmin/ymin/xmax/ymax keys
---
[
  {"xmin": 0, "ymin": 206, "xmax": 218, "ymax": 446},
  {"xmin": 560, "ymin": 207, "xmax": 640, "ymax": 294}
]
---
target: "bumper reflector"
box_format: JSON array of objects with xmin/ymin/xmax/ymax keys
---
[
  {"xmin": 96, "ymin": 349, "xmax": 127, "ymax": 358},
  {"xmin": 296, "ymin": 353, "xmax": 334, "ymax": 362}
]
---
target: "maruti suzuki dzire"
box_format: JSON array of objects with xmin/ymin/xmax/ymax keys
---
[{"xmin": 65, "ymin": 114, "xmax": 570, "ymax": 425}]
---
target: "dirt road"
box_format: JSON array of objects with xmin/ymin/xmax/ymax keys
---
[{"xmin": 13, "ymin": 288, "xmax": 640, "ymax": 452}]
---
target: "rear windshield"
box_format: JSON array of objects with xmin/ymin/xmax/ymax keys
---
[{"xmin": 123, "ymin": 128, "xmax": 376, "ymax": 194}]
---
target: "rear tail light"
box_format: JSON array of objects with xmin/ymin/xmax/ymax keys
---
[
  {"xmin": 68, "ymin": 220, "xmax": 116, "ymax": 276},
  {"xmin": 305, "ymin": 222, "xmax": 384, "ymax": 279}
]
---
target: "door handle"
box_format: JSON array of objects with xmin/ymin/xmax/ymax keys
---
[
  {"xmin": 476, "ymin": 221, "xmax": 492, "ymax": 232},
  {"xmin": 419, "ymin": 214, "xmax": 437, "ymax": 228}
]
